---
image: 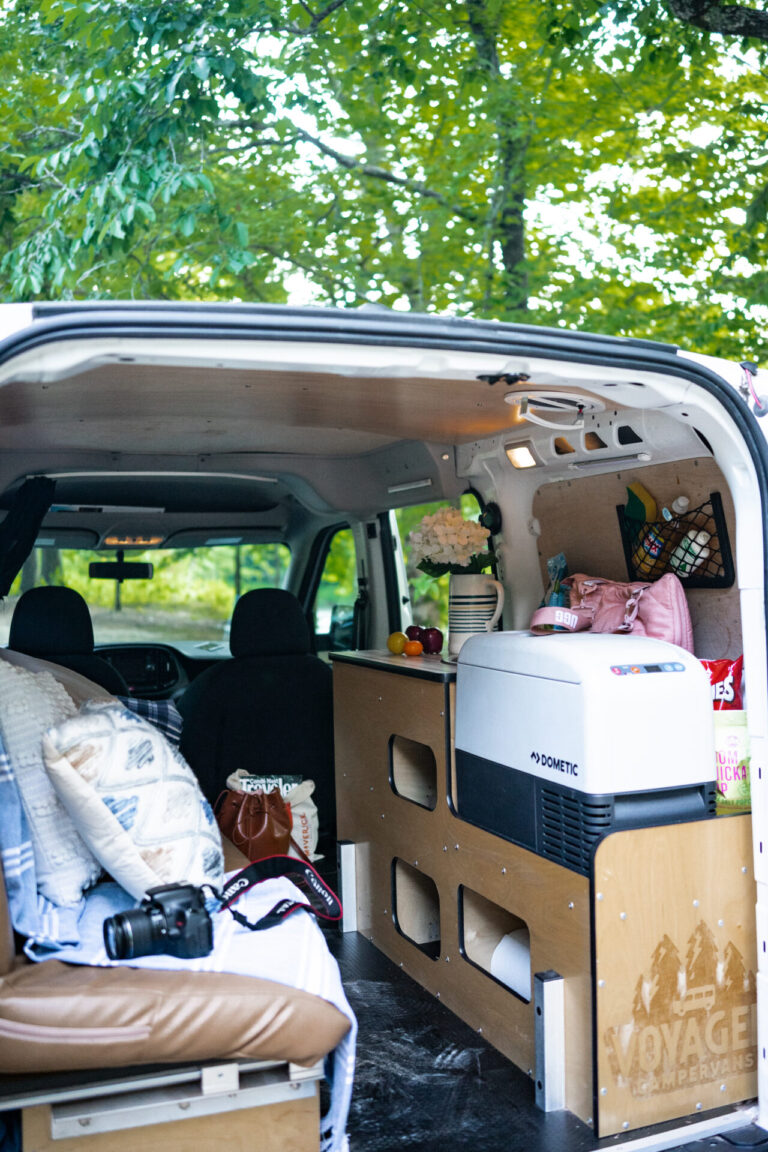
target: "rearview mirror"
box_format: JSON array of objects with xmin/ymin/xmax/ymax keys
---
[{"xmin": 89, "ymin": 561, "xmax": 153, "ymax": 581}]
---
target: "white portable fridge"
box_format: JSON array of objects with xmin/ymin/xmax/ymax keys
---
[{"xmin": 454, "ymin": 631, "xmax": 716, "ymax": 874}]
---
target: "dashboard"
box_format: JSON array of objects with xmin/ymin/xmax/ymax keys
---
[{"xmin": 98, "ymin": 642, "xmax": 230, "ymax": 698}]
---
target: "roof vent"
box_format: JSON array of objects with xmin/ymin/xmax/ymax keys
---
[{"xmin": 504, "ymin": 391, "xmax": 604, "ymax": 431}]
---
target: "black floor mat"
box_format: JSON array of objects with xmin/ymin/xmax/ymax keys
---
[{"xmin": 327, "ymin": 931, "xmax": 762, "ymax": 1152}]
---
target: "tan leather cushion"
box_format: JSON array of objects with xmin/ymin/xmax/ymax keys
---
[
  {"xmin": 0, "ymin": 960, "xmax": 349, "ymax": 1074},
  {"xmin": 0, "ymin": 831, "xmax": 348, "ymax": 1075}
]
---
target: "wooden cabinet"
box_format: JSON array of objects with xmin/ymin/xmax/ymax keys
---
[
  {"xmin": 332, "ymin": 651, "xmax": 757, "ymax": 1137},
  {"xmin": 333, "ymin": 653, "xmax": 594, "ymax": 1124}
]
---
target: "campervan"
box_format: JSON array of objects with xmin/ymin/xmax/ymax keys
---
[{"xmin": 0, "ymin": 301, "xmax": 765, "ymax": 1151}]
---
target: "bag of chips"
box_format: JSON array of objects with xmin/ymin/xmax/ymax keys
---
[
  {"xmin": 701, "ymin": 656, "xmax": 749, "ymax": 809},
  {"xmin": 700, "ymin": 655, "xmax": 743, "ymax": 710}
]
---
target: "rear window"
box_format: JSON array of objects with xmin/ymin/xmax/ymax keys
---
[{"xmin": 0, "ymin": 543, "xmax": 291, "ymax": 644}]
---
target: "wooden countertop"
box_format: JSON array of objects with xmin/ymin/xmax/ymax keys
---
[{"xmin": 329, "ymin": 648, "xmax": 457, "ymax": 682}]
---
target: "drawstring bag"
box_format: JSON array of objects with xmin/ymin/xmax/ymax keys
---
[
  {"xmin": 529, "ymin": 571, "xmax": 694, "ymax": 652},
  {"xmin": 220, "ymin": 770, "xmax": 321, "ymax": 861},
  {"xmin": 214, "ymin": 787, "xmax": 309, "ymax": 863}
]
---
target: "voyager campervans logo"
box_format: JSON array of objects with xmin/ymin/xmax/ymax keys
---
[
  {"xmin": 530, "ymin": 750, "xmax": 579, "ymax": 777},
  {"xmin": 603, "ymin": 922, "xmax": 756, "ymax": 1099}
]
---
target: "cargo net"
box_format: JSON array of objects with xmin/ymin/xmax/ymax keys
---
[{"xmin": 616, "ymin": 491, "xmax": 734, "ymax": 589}]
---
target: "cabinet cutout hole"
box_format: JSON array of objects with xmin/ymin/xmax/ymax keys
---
[
  {"xmin": 389, "ymin": 736, "xmax": 437, "ymax": 810},
  {"xmin": 459, "ymin": 886, "xmax": 531, "ymax": 1002},
  {"xmin": 392, "ymin": 858, "xmax": 441, "ymax": 959}
]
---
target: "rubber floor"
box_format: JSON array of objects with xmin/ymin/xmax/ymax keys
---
[{"xmin": 326, "ymin": 931, "xmax": 767, "ymax": 1152}]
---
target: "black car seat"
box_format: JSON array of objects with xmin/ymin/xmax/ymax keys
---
[
  {"xmin": 8, "ymin": 586, "xmax": 129, "ymax": 695},
  {"xmin": 177, "ymin": 588, "xmax": 336, "ymax": 844}
]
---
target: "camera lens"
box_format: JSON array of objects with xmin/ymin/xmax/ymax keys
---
[{"xmin": 103, "ymin": 908, "xmax": 160, "ymax": 960}]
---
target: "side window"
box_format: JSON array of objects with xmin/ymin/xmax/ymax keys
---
[
  {"xmin": 394, "ymin": 494, "xmax": 483, "ymax": 635},
  {"xmin": 313, "ymin": 528, "xmax": 357, "ymax": 652}
]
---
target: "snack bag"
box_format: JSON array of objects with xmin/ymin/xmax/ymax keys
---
[
  {"xmin": 714, "ymin": 712, "xmax": 751, "ymax": 811},
  {"xmin": 700, "ymin": 656, "xmax": 743, "ymax": 710},
  {"xmin": 701, "ymin": 657, "xmax": 750, "ymax": 810}
]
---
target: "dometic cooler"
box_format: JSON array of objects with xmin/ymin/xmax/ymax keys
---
[{"xmin": 455, "ymin": 631, "xmax": 716, "ymax": 875}]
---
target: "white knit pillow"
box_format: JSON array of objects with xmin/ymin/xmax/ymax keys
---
[
  {"xmin": 43, "ymin": 700, "xmax": 224, "ymax": 900},
  {"xmin": 0, "ymin": 661, "xmax": 102, "ymax": 907}
]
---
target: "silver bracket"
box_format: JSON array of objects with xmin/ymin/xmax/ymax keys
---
[
  {"xmin": 49, "ymin": 1061, "xmax": 322, "ymax": 1139},
  {"xmin": 337, "ymin": 839, "xmax": 357, "ymax": 933},
  {"xmin": 534, "ymin": 969, "xmax": 565, "ymax": 1112},
  {"xmin": 201, "ymin": 1063, "xmax": 239, "ymax": 1096},
  {"xmin": 289, "ymin": 1060, "xmax": 324, "ymax": 1083}
]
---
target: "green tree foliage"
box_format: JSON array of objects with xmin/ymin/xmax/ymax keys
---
[
  {"xmin": 396, "ymin": 493, "xmax": 482, "ymax": 631},
  {"xmin": 2, "ymin": 1, "xmax": 768, "ymax": 357},
  {"xmin": 314, "ymin": 528, "xmax": 356, "ymax": 618},
  {"xmin": 8, "ymin": 543, "xmax": 291, "ymax": 638}
]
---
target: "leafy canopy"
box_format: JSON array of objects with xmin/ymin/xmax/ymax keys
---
[{"xmin": 2, "ymin": 0, "xmax": 768, "ymax": 358}]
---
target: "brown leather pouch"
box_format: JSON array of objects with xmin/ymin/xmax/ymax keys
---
[{"xmin": 214, "ymin": 788, "xmax": 293, "ymax": 861}]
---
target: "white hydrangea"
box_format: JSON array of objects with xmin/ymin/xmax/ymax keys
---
[{"xmin": 408, "ymin": 506, "xmax": 490, "ymax": 573}]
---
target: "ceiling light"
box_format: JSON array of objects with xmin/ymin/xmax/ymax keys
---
[
  {"xmin": 505, "ymin": 442, "xmax": 539, "ymax": 469},
  {"xmin": 105, "ymin": 535, "xmax": 165, "ymax": 547}
]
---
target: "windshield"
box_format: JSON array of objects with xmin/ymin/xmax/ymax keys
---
[{"xmin": 0, "ymin": 544, "xmax": 292, "ymax": 645}]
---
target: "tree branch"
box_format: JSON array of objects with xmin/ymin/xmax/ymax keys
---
[
  {"xmin": 666, "ymin": 0, "xmax": 768, "ymax": 40},
  {"xmin": 465, "ymin": 0, "xmax": 528, "ymax": 312},
  {"xmin": 291, "ymin": 124, "xmax": 479, "ymax": 222},
  {"xmin": 286, "ymin": 0, "xmax": 352, "ymax": 36}
]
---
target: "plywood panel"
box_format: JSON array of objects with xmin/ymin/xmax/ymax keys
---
[
  {"xmin": 333, "ymin": 659, "xmax": 593, "ymax": 1125},
  {"xmin": 533, "ymin": 457, "xmax": 740, "ymax": 658},
  {"xmin": 593, "ymin": 816, "xmax": 755, "ymax": 1137},
  {"xmin": 22, "ymin": 1092, "xmax": 319, "ymax": 1152}
]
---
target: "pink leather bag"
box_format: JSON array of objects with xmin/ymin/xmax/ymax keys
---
[{"xmin": 529, "ymin": 572, "xmax": 694, "ymax": 652}]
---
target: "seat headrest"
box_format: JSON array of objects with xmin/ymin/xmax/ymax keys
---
[
  {"xmin": 9, "ymin": 586, "xmax": 95, "ymax": 657},
  {"xmin": 230, "ymin": 589, "xmax": 311, "ymax": 658}
]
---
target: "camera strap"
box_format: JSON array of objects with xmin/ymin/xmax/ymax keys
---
[{"xmin": 216, "ymin": 855, "xmax": 342, "ymax": 932}]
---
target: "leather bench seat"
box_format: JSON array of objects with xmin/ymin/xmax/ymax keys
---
[
  {"xmin": 0, "ymin": 658, "xmax": 350, "ymax": 1084},
  {"xmin": 0, "ymin": 838, "xmax": 349, "ymax": 1077},
  {"xmin": 0, "ymin": 960, "xmax": 349, "ymax": 1074}
]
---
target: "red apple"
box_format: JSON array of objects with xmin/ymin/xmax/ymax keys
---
[
  {"xmin": 421, "ymin": 627, "xmax": 443, "ymax": 654},
  {"xmin": 405, "ymin": 624, "xmax": 424, "ymax": 642}
]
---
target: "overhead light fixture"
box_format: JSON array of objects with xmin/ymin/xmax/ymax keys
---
[
  {"xmin": 568, "ymin": 452, "xmax": 651, "ymax": 471},
  {"xmin": 505, "ymin": 442, "xmax": 540, "ymax": 469},
  {"xmin": 104, "ymin": 535, "xmax": 165, "ymax": 547},
  {"xmin": 387, "ymin": 478, "xmax": 433, "ymax": 494}
]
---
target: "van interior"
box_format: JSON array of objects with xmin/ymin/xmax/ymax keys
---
[{"xmin": 0, "ymin": 302, "xmax": 764, "ymax": 1151}]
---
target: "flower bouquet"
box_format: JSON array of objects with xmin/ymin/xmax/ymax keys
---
[{"xmin": 408, "ymin": 505, "xmax": 492, "ymax": 578}]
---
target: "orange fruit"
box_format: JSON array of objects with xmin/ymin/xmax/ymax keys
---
[
  {"xmin": 403, "ymin": 639, "xmax": 424, "ymax": 656},
  {"xmin": 387, "ymin": 631, "xmax": 408, "ymax": 655}
]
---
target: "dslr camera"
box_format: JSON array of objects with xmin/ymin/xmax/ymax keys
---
[{"xmin": 103, "ymin": 883, "xmax": 213, "ymax": 961}]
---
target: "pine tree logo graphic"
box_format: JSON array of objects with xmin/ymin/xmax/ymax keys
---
[{"xmin": 604, "ymin": 922, "xmax": 756, "ymax": 1097}]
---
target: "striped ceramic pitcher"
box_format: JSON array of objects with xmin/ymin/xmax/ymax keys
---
[{"xmin": 448, "ymin": 572, "xmax": 505, "ymax": 657}]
